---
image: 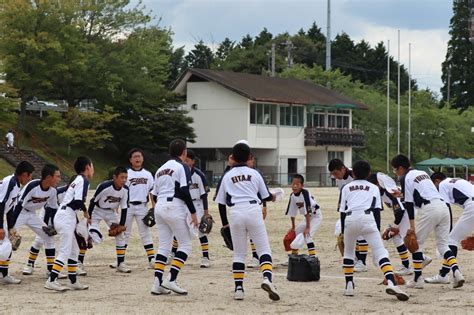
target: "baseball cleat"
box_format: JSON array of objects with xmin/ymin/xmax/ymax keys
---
[
  {"xmin": 406, "ymin": 277, "xmax": 424, "ymax": 289},
  {"xmin": 22, "ymin": 264, "xmax": 34, "ymax": 275},
  {"xmin": 77, "ymin": 263, "xmax": 87, "ymax": 276},
  {"xmin": 151, "ymin": 282, "xmax": 171, "ymax": 295},
  {"xmin": 234, "ymin": 288, "xmax": 244, "ymax": 300},
  {"xmin": 354, "ymin": 260, "xmax": 368, "ymax": 273},
  {"xmin": 247, "ymin": 257, "xmax": 260, "ymax": 268},
  {"xmin": 68, "ymin": 281, "xmax": 89, "ymax": 290},
  {"xmin": 386, "ymin": 281, "xmax": 409, "ymax": 301},
  {"xmin": 162, "ymin": 279, "xmax": 188, "ymax": 295},
  {"xmin": 1, "ymin": 275, "xmax": 21, "ymax": 285},
  {"xmin": 452, "ymin": 269, "xmax": 465, "ymax": 288},
  {"xmin": 109, "ymin": 262, "xmax": 117, "ymax": 269},
  {"xmin": 261, "ymin": 278, "xmax": 280, "ymax": 301},
  {"xmin": 44, "ymin": 279, "xmax": 69, "ymax": 291},
  {"xmin": 424, "ymin": 274, "xmax": 450, "ymax": 284},
  {"xmin": 344, "ymin": 281, "xmax": 354, "ymax": 296},
  {"xmin": 422, "ymin": 255, "xmax": 432, "ymax": 268},
  {"xmin": 117, "ymin": 263, "xmax": 132, "ymax": 273},
  {"xmin": 200, "ymin": 257, "xmax": 211, "ymax": 268},
  {"xmin": 395, "ymin": 266, "xmax": 413, "ymax": 276}
]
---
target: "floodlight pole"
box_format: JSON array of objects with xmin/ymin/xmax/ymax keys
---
[
  {"xmin": 387, "ymin": 40, "xmax": 390, "ymax": 173},
  {"xmin": 326, "ymin": 0, "xmax": 331, "ymax": 71},
  {"xmin": 408, "ymin": 43, "xmax": 412, "ymax": 159},
  {"xmin": 397, "ymin": 30, "xmax": 401, "ymax": 154}
]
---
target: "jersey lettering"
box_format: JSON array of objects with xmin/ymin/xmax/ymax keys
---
[
  {"xmin": 413, "ymin": 174, "xmax": 430, "ymax": 183},
  {"xmin": 349, "ymin": 185, "xmax": 370, "ymax": 192},
  {"xmin": 104, "ymin": 196, "xmax": 122, "ymax": 203},
  {"xmin": 157, "ymin": 169, "xmax": 174, "ymax": 177},
  {"xmin": 129, "ymin": 178, "xmax": 148, "ymax": 186},
  {"xmin": 27, "ymin": 196, "xmax": 49, "ymax": 204},
  {"xmin": 231, "ymin": 174, "xmax": 252, "ymax": 184}
]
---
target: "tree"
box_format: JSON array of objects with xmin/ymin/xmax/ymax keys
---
[
  {"xmin": 307, "ymin": 22, "xmax": 326, "ymax": 44},
  {"xmin": 254, "ymin": 28, "xmax": 273, "ymax": 46},
  {"xmin": 185, "ymin": 40, "xmax": 214, "ymax": 69},
  {"xmin": 168, "ymin": 46, "xmax": 187, "ymax": 86},
  {"xmin": 215, "ymin": 38, "xmax": 235, "ymax": 62},
  {"xmin": 441, "ymin": 0, "xmax": 474, "ymax": 110}
]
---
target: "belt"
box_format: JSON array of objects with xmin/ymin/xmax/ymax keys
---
[
  {"xmin": 130, "ymin": 201, "xmax": 146, "ymax": 205},
  {"xmin": 346, "ymin": 209, "xmax": 372, "ymax": 216}
]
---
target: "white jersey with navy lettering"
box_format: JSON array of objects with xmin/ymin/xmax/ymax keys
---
[
  {"xmin": 336, "ymin": 168, "xmax": 354, "ymax": 191},
  {"xmin": 0, "ymin": 174, "xmax": 20, "ymax": 214},
  {"xmin": 153, "ymin": 158, "xmax": 191, "ymax": 200},
  {"xmin": 189, "ymin": 168, "xmax": 209, "ymax": 201},
  {"xmin": 438, "ymin": 178, "xmax": 474, "ymax": 209},
  {"xmin": 60, "ymin": 175, "xmax": 89, "ymax": 211},
  {"xmin": 16, "ymin": 179, "xmax": 58, "ymax": 212},
  {"xmin": 402, "ymin": 169, "xmax": 441, "ymax": 208},
  {"xmin": 215, "ymin": 164, "xmax": 270, "ymax": 206},
  {"xmin": 339, "ymin": 180, "xmax": 382, "ymax": 213},
  {"xmin": 127, "ymin": 168, "xmax": 154, "ymax": 203},
  {"xmin": 286, "ymin": 188, "xmax": 319, "ymax": 216},
  {"xmin": 88, "ymin": 180, "xmax": 129, "ymax": 213}
]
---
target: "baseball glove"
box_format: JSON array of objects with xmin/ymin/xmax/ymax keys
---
[
  {"xmin": 198, "ymin": 214, "xmax": 214, "ymax": 234},
  {"xmin": 75, "ymin": 232, "xmax": 87, "ymax": 250},
  {"xmin": 404, "ymin": 229, "xmax": 419, "ymax": 253},
  {"xmin": 220, "ymin": 225, "xmax": 233, "ymax": 250},
  {"xmin": 142, "ymin": 208, "xmax": 156, "ymax": 227},
  {"xmin": 382, "ymin": 225, "xmax": 400, "ymax": 240},
  {"xmin": 283, "ymin": 230, "xmax": 296, "ymax": 251},
  {"xmin": 9, "ymin": 229, "xmax": 21, "ymax": 251},
  {"xmin": 382, "ymin": 274, "xmax": 405, "ymax": 285},
  {"xmin": 461, "ymin": 236, "xmax": 474, "ymax": 251},
  {"xmin": 336, "ymin": 233, "xmax": 344, "ymax": 256},
  {"xmin": 42, "ymin": 225, "xmax": 57, "ymax": 237},
  {"xmin": 108, "ymin": 223, "xmax": 126, "ymax": 237}
]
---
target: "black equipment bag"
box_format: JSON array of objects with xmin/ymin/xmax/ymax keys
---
[{"xmin": 287, "ymin": 254, "xmax": 320, "ymax": 282}]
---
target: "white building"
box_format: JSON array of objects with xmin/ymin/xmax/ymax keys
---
[{"xmin": 173, "ymin": 69, "xmax": 367, "ymax": 186}]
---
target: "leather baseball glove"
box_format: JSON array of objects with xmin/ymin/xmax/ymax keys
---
[
  {"xmin": 220, "ymin": 225, "xmax": 233, "ymax": 250},
  {"xmin": 336, "ymin": 233, "xmax": 344, "ymax": 256},
  {"xmin": 42, "ymin": 225, "xmax": 57, "ymax": 236},
  {"xmin": 382, "ymin": 225, "xmax": 400, "ymax": 240},
  {"xmin": 283, "ymin": 230, "xmax": 296, "ymax": 251},
  {"xmin": 404, "ymin": 229, "xmax": 419, "ymax": 253},
  {"xmin": 382, "ymin": 274, "xmax": 405, "ymax": 285},
  {"xmin": 142, "ymin": 208, "xmax": 156, "ymax": 227},
  {"xmin": 461, "ymin": 236, "xmax": 474, "ymax": 251},
  {"xmin": 9, "ymin": 229, "xmax": 21, "ymax": 251},
  {"xmin": 198, "ymin": 214, "xmax": 214, "ymax": 234},
  {"xmin": 108, "ymin": 223, "xmax": 126, "ymax": 237}
]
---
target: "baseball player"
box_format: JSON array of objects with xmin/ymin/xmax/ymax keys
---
[
  {"xmin": 45, "ymin": 156, "xmax": 93, "ymax": 291},
  {"xmin": 285, "ymin": 174, "xmax": 323, "ymax": 257},
  {"xmin": 340, "ymin": 160, "xmax": 408, "ymax": 301},
  {"xmin": 12, "ymin": 164, "xmax": 61, "ymax": 276},
  {"xmin": 215, "ymin": 142, "xmax": 280, "ymax": 301},
  {"xmin": 0, "ymin": 161, "xmax": 34, "ymax": 284},
  {"xmin": 391, "ymin": 154, "xmax": 464, "ymax": 289},
  {"xmin": 113, "ymin": 148, "xmax": 155, "ymax": 270},
  {"xmin": 86, "ymin": 166, "xmax": 130, "ymax": 272},
  {"xmin": 329, "ymin": 159, "xmax": 368, "ymax": 272},
  {"xmin": 150, "ymin": 139, "xmax": 198, "ymax": 296},
  {"xmin": 22, "ymin": 185, "xmax": 68, "ymax": 278},
  {"xmin": 426, "ymin": 172, "xmax": 473, "ymax": 284}
]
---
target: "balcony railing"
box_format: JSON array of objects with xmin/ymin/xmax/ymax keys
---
[{"xmin": 304, "ymin": 127, "xmax": 364, "ymax": 147}]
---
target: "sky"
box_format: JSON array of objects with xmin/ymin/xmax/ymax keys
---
[{"xmin": 137, "ymin": 0, "xmax": 453, "ymax": 93}]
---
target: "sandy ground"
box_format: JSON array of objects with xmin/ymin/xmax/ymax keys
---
[{"xmin": 2, "ymin": 187, "xmax": 474, "ymax": 314}]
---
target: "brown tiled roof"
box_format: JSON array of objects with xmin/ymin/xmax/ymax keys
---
[{"xmin": 174, "ymin": 68, "xmax": 368, "ymax": 110}]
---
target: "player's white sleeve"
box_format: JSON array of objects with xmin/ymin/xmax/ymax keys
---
[
  {"xmin": 147, "ymin": 171, "xmax": 154, "ymax": 192},
  {"xmin": 374, "ymin": 188, "xmax": 382, "ymax": 209},
  {"xmin": 46, "ymin": 188, "xmax": 58, "ymax": 209},
  {"xmin": 439, "ymin": 183, "xmax": 452, "ymax": 204},
  {"xmin": 73, "ymin": 177, "xmax": 85, "ymax": 201},
  {"xmin": 256, "ymin": 172, "xmax": 270, "ymax": 200},
  {"xmin": 179, "ymin": 164, "xmax": 191, "ymax": 188},
  {"xmin": 286, "ymin": 197, "xmax": 298, "ymax": 217},
  {"xmin": 378, "ymin": 173, "xmax": 398, "ymax": 192},
  {"xmin": 338, "ymin": 187, "xmax": 348, "ymax": 213},
  {"xmin": 403, "ymin": 177, "xmax": 414, "ymax": 203},
  {"xmin": 121, "ymin": 187, "xmax": 129, "ymax": 209},
  {"xmin": 215, "ymin": 175, "xmax": 227, "ymax": 205}
]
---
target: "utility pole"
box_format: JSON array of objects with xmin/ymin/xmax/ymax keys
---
[
  {"xmin": 386, "ymin": 40, "xmax": 390, "ymax": 173},
  {"xmin": 397, "ymin": 30, "xmax": 400, "ymax": 154},
  {"xmin": 271, "ymin": 43, "xmax": 275, "ymax": 77},
  {"xmin": 283, "ymin": 39, "xmax": 294, "ymax": 67},
  {"xmin": 326, "ymin": 0, "xmax": 331, "ymax": 71},
  {"xmin": 408, "ymin": 43, "xmax": 412, "ymax": 159}
]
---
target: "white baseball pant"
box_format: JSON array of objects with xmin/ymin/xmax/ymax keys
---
[
  {"xmin": 15, "ymin": 210, "xmax": 55, "ymax": 248},
  {"xmin": 54, "ymin": 208, "xmax": 79, "ymax": 263},
  {"xmin": 414, "ymin": 199, "xmax": 450, "ymax": 255},
  {"xmin": 124, "ymin": 203, "xmax": 153, "ymax": 245},
  {"xmin": 90, "ymin": 208, "xmax": 125, "ymax": 246},
  {"xmin": 295, "ymin": 211, "xmax": 323, "ymax": 242},
  {"xmin": 449, "ymin": 202, "xmax": 474, "ymax": 246},
  {"xmin": 193, "ymin": 200, "xmax": 206, "ymax": 238}
]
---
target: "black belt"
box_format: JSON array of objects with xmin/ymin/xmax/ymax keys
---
[
  {"xmin": 249, "ymin": 200, "xmax": 258, "ymax": 204},
  {"xmin": 346, "ymin": 209, "xmax": 372, "ymax": 216},
  {"xmin": 130, "ymin": 201, "xmax": 146, "ymax": 205}
]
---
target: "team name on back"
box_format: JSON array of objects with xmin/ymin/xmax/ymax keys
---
[
  {"xmin": 414, "ymin": 174, "xmax": 430, "ymax": 183},
  {"xmin": 349, "ymin": 185, "xmax": 370, "ymax": 192},
  {"xmin": 231, "ymin": 174, "xmax": 251, "ymax": 184},
  {"xmin": 158, "ymin": 169, "xmax": 174, "ymax": 177}
]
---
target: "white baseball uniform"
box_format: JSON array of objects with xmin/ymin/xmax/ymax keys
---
[
  {"xmin": 286, "ymin": 188, "xmax": 323, "ymax": 243},
  {"xmin": 0, "ymin": 174, "xmax": 20, "ymax": 276},
  {"xmin": 189, "ymin": 167, "xmax": 210, "ymax": 238}
]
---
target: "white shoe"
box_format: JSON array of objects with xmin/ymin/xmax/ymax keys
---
[
  {"xmin": 422, "ymin": 255, "xmax": 432, "ymax": 268},
  {"xmin": 406, "ymin": 277, "xmax": 424, "ymax": 289},
  {"xmin": 44, "ymin": 279, "xmax": 68, "ymax": 291},
  {"xmin": 354, "ymin": 260, "xmax": 368, "ymax": 273},
  {"xmin": 162, "ymin": 279, "xmax": 188, "ymax": 295},
  {"xmin": 452, "ymin": 269, "xmax": 465, "ymax": 288},
  {"xmin": 424, "ymin": 274, "xmax": 450, "ymax": 284},
  {"xmin": 117, "ymin": 263, "xmax": 132, "ymax": 273},
  {"xmin": 261, "ymin": 278, "xmax": 280, "ymax": 301},
  {"xmin": 234, "ymin": 287, "xmax": 244, "ymax": 300},
  {"xmin": 1, "ymin": 275, "xmax": 21, "ymax": 284},
  {"xmin": 395, "ymin": 266, "xmax": 413, "ymax": 276},
  {"xmin": 200, "ymin": 257, "xmax": 211, "ymax": 268},
  {"xmin": 151, "ymin": 281, "xmax": 171, "ymax": 295},
  {"xmin": 386, "ymin": 281, "xmax": 409, "ymax": 301},
  {"xmin": 68, "ymin": 281, "xmax": 89, "ymax": 290},
  {"xmin": 109, "ymin": 262, "xmax": 117, "ymax": 269},
  {"xmin": 77, "ymin": 263, "xmax": 87, "ymax": 276},
  {"xmin": 247, "ymin": 257, "xmax": 260, "ymax": 269},
  {"xmin": 344, "ymin": 281, "xmax": 354, "ymax": 296},
  {"xmin": 166, "ymin": 254, "xmax": 175, "ymax": 265},
  {"xmin": 148, "ymin": 259, "xmax": 155, "ymax": 269},
  {"xmin": 22, "ymin": 265, "xmax": 34, "ymax": 275}
]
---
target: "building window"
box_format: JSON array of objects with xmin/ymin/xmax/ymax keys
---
[
  {"xmin": 307, "ymin": 111, "xmax": 325, "ymax": 127},
  {"xmin": 327, "ymin": 109, "xmax": 350, "ymax": 128},
  {"xmin": 280, "ymin": 105, "xmax": 304, "ymax": 127},
  {"xmin": 250, "ymin": 103, "xmax": 276, "ymax": 125},
  {"xmin": 328, "ymin": 151, "xmax": 344, "ymax": 162}
]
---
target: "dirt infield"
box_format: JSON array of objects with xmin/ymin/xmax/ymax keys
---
[{"xmin": 3, "ymin": 187, "xmax": 474, "ymax": 314}]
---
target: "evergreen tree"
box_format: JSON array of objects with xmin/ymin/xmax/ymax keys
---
[
  {"xmin": 441, "ymin": 0, "xmax": 474, "ymax": 110},
  {"xmin": 185, "ymin": 40, "xmax": 214, "ymax": 69}
]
